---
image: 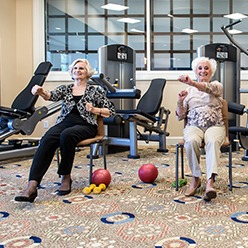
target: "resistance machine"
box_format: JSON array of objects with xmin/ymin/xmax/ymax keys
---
[
  {"xmin": 221, "ymin": 19, "xmax": 248, "ymax": 161},
  {"xmin": 198, "ymin": 19, "xmax": 248, "ymax": 160},
  {"xmin": 98, "ymin": 44, "xmax": 170, "ymax": 158}
]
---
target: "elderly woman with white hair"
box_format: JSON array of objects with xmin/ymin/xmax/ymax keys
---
[
  {"xmin": 176, "ymin": 57, "xmax": 226, "ymax": 201},
  {"xmin": 15, "ymin": 58, "xmax": 115, "ymax": 202}
]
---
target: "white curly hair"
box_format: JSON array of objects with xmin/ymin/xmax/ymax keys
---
[{"xmin": 191, "ymin": 57, "xmax": 217, "ymax": 78}]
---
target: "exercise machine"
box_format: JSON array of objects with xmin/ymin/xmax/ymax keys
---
[
  {"xmin": 98, "ymin": 44, "xmax": 170, "ymax": 158},
  {"xmin": 221, "ymin": 19, "xmax": 248, "ymax": 161}
]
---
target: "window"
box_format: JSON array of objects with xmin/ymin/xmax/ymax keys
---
[
  {"xmin": 45, "ymin": 0, "xmax": 146, "ymax": 72},
  {"xmin": 45, "ymin": 0, "xmax": 248, "ymax": 71}
]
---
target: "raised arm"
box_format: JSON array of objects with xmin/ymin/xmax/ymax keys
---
[{"xmin": 31, "ymin": 85, "xmax": 51, "ymax": 101}]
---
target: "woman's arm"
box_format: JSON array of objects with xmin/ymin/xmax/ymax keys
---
[
  {"xmin": 178, "ymin": 75, "xmax": 223, "ymax": 96},
  {"xmin": 31, "ymin": 85, "xmax": 51, "ymax": 100},
  {"xmin": 85, "ymin": 103, "xmax": 111, "ymax": 118},
  {"xmin": 176, "ymin": 89, "xmax": 188, "ymax": 120}
]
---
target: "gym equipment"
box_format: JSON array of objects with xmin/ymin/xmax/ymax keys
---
[
  {"xmin": 113, "ymin": 78, "xmax": 170, "ymax": 158},
  {"xmin": 138, "ymin": 163, "xmax": 158, "ymax": 183},
  {"xmin": 0, "ymin": 71, "xmax": 119, "ymax": 161},
  {"xmin": 98, "ymin": 44, "xmax": 137, "ymax": 154},
  {"xmin": 221, "ymin": 19, "xmax": 248, "ymax": 161},
  {"xmin": 83, "ymin": 183, "xmax": 106, "ymax": 194},
  {"xmin": 197, "ymin": 43, "xmax": 240, "ymax": 151},
  {"xmin": 98, "ymin": 44, "xmax": 170, "ymax": 158},
  {"xmin": 228, "ymin": 102, "xmax": 248, "ymax": 161},
  {"xmin": 91, "ymin": 168, "xmax": 111, "ymax": 187},
  {"xmin": 0, "ymin": 62, "xmax": 61, "ymax": 160}
]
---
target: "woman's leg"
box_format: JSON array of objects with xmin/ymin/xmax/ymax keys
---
[
  {"xmin": 15, "ymin": 124, "xmax": 66, "ymax": 200},
  {"xmin": 183, "ymin": 126, "xmax": 204, "ymax": 196},
  {"xmin": 184, "ymin": 126, "xmax": 204, "ymax": 178},
  {"xmin": 57, "ymin": 124, "xmax": 97, "ymax": 190},
  {"xmin": 204, "ymin": 126, "xmax": 226, "ymax": 181},
  {"xmin": 202, "ymin": 126, "xmax": 225, "ymax": 201},
  {"xmin": 28, "ymin": 124, "xmax": 65, "ymax": 185}
]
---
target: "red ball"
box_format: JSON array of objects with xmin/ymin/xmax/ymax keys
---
[
  {"xmin": 92, "ymin": 169, "xmax": 111, "ymax": 187},
  {"xmin": 138, "ymin": 164, "xmax": 158, "ymax": 183}
]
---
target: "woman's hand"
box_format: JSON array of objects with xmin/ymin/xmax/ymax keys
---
[
  {"xmin": 31, "ymin": 85, "xmax": 50, "ymax": 100},
  {"xmin": 178, "ymin": 90, "xmax": 188, "ymax": 102},
  {"xmin": 31, "ymin": 85, "xmax": 43, "ymax": 95},
  {"xmin": 178, "ymin": 75, "xmax": 194, "ymax": 86},
  {"xmin": 85, "ymin": 102, "xmax": 94, "ymax": 113}
]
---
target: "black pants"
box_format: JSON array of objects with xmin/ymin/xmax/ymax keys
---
[{"xmin": 29, "ymin": 121, "xmax": 97, "ymax": 184}]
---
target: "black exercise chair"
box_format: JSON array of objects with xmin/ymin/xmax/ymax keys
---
[
  {"xmin": 228, "ymin": 102, "xmax": 248, "ymax": 161},
  {"xmin": 0, "ymin": 61, "xmax": 53, "ymax": 143},
  {"xmin": 116, "ymin": 78, "xmax": 170, "ymax": 158}
]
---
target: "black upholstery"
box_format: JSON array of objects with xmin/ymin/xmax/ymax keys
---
[
  {"xmin": 0, "ymin": 62, "xmax": 52, "ymax": 118},
  {"xmin": 113, "ymin": 78, "xmax": 170, "ymax": 158},
  {"xmin": 117, "ymin": 78, "xmax": 166, "ymax": 123},
  {"xmin": 137, "ymin": 78, "xmax": 166, "ymax": 116},
  {"xmin": 0, "ymin": 61, "xmax": 53, "ymax": 141},
  {"xmin": 228, "ymin": 102, "xmax": 248, "ymax": 159},
  {"xmin": 14, "ymin": 62, "xmax": 52, "ymax": 113}
]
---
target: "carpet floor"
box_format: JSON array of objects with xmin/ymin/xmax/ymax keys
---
[{"xmin": 0, "ymin": 145, "xmax": 248, "ymax": 248}]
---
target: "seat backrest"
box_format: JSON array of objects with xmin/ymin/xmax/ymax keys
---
[
  {"xmin": 77, "ymin": 115, "xmax": 104, "ymax": 146},
  {"xmin": 11, "ymin": 62, "xmax": 52, "ymax": 113},
  {"xmin": 137, "ymin": 78, "xmax": 166, "ymax": 116}
]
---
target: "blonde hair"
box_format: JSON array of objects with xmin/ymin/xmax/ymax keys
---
[
  {"xmin": 68, "ymin": 58, "xmax": 95, "ymax": 79},
  {"xmin": 191, "ymin": 57, "xmax": 217, "ymax": 78}
]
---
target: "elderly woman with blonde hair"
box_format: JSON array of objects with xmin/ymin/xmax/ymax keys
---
[
  {"xmin": 176, "ymin": 57, "xmax": 226, "ymax": 201},
  {"xmin": 15, "ymin": 59, "xmax": 115, "ymax": 202}
]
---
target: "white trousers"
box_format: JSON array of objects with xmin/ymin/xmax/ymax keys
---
[{"xmin": 183, "ymin": 125, "xmax": 226, "ymax": 180}]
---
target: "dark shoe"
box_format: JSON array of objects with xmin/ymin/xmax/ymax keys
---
[
  {"xmin": 203, "ymin": 188, "xmax": 217, "ymax": 201},
  {"xmin": 184, "ymin": 180, "xmax": 201, "ymax": 197},
  {"xmin": 15, "ymin": 191, "xmax": 37, "ymax": 203},
  {"xmin": 57, "ymin": 180, "xmax": 72, "ymax": 196}
]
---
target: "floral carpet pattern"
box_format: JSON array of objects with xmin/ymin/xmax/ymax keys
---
[{"xmin": 0, "ymin": 145, "xmax": 248, "ymax": 248}]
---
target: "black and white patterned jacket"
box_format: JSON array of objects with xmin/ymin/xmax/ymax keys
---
[{"xmin": 49, "ymin": 83, "xmax": 116, "ymax": 126}]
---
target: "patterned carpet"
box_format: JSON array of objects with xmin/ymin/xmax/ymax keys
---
[{"xmin": 0, "ymin": 145, "xmax": 248, "ymax": 248}]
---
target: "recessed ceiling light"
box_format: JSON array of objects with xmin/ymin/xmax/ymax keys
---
[
  {"xmin": 117, "ymin": 18, "xmax": 141, "ymax": 24},
  {"xmin": 130, "ymin": 28, "xmax": 143, "ymax": 33},
  {"xmin": 101, "ymin": 3, "xmax": 128, "ymax": 11},
  {"xmin": 181, "ymin": 28, "xmax": 198, "ymax": 34},
  {"xmin": 228, "ymin": 29, "xmax": 243, "ymax": 34},
  {"xmin": 224, "ymin": 13, "xmax": 248, "ymax": 20}
]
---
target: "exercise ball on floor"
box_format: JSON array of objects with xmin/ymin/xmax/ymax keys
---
[
  {"xmin": 92, "ymin": 169, "xmax": 111, "ymax": 187},
  {"xmin": 138, "ymin": 163, "xmax": 158, "ymax": 183}
]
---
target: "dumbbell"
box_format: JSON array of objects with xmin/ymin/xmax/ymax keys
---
[
  {"xmin": 82, "ymin": 184, "xmax": 96, "ymax": 194},
  {"xmin": 93, "ymin": 183, "xmax": 106, "ymax": 194}
]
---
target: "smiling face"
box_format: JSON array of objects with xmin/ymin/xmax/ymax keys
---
[
  {"xmin": 196, "ymin": 61, "xmax": 213, "ymax": 83},
  {"xmin": 72, "ymin": 61, "xmax": 88, "ymax": 80}
]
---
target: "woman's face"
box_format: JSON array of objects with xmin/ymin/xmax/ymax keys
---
[
  {"xmin": 72, "ymin": 61, "xmax": 88, "ymax": 80},
  {"xmin": 196, "ymin": 61, "xmax": 212, "ymax": 83}
]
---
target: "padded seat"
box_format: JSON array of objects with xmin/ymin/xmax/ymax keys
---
[{"xmin": 114, "ymin": 78, "xmax": 170, "ymax": 158}]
